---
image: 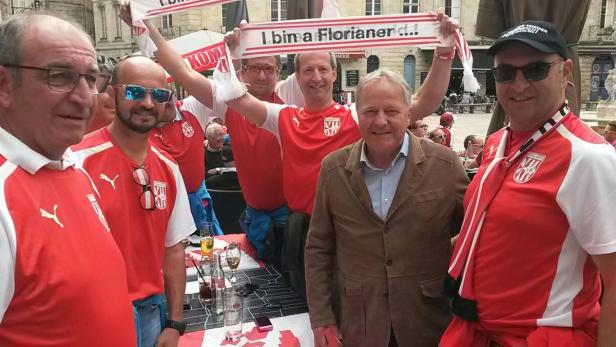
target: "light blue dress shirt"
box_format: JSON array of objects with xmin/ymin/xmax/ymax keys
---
[{"xmin": 360, "ymin": 133, "xmax": 409, "ymax": 220}]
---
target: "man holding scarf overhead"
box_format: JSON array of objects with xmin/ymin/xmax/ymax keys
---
[{"xmin": 442, "ymin": 21, "xmax": 616, "ymax": 346}]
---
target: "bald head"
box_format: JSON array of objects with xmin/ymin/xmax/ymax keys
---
[
  {"xmin": 109, "ymin": 56, "xmax": 170, "ymax": 135},
  {"xmin": 111, "ymin": 56, "xmax": 166, "ymax": 86}
]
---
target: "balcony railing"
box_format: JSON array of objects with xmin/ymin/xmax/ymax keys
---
[{"xmin": 160, "ymin": 27, "xmax": 182, "ymax": 39}]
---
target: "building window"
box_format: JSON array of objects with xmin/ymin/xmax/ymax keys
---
[
  {"xmin": 367, "ymin": 55, "xmax": 379, "ymax": 73},
  {"xmin": 162, "ymin": 14, "xmax": 172, "ymax": 29},
  {"xmin": 98, "ymin": 5, "xmax": 107, "ymax": 41},
  {"xmin": 271, "ymin": 0, "xmax": 287, "ymax": 21},
  {"xmin": 404, "ymin": 55, "xmax": 416, "ymax": 89},
  {"xmin": 444, "ymin": 0, "xmax": 460, "ymax": 20},
  {"xmin": 113, "ymin": 4, "xmax": 122, "ymax": 39},
  {"xmin": 600, "ymin": 0, "xmax": 608, "ymax": 28},
  {"xmin": 403, "ymin": 0, "xmax": 419, "ymax": 14},
  {"xmin": 222, "ymin": 4, "xmax": 228, "ymax": 32},
  {"xmin": 590, "ymin": 55, "xmax": 615, "ymax": 101},
  {"xmin": 365, "ymin": 0, "xmax": 381, "ymax": 15}
]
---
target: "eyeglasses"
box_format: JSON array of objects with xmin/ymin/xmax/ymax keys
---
[
  {"xmin": 132, "ymin": 166, "xmax": 156, "ymax": 210},
  {"xmin": 114, "ymin": 84, "xmax": 173, "ymax": 104},
  {"xmin": 242, "ymin": 64, "xmax": 279, "ymax": 75},
  {"xmin": 491, "ymin": 60, "xmax": 563, "ymax": 84},
  {"xmin": 3, "ymin": 64, "xmax": 110, "ymax": 94},
  {"xmin": 471, "ymin": 143, "xmax": 484, "ymax": 148}
]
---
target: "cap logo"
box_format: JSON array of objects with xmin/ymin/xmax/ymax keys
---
[{"xmin": 503, "ymin": 24, "xmax": 548, "ymax": 38}]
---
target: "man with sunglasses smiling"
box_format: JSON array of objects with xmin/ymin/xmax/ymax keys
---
[
  {"xmin": 441, "ymin": 21, "xmax": 616, "ymax": 346},
  {"xmin": 73, "ymin": 55, "xmax": 195, "ymax": 347},
  {"xmin": 0, "ymin": 14, "xmax": 137, "ymax": 346}
]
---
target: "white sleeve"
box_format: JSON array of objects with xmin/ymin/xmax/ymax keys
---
[
  {"xmin": 350, "ymin": 103, "xmax": 359, "ymax": 124},
  {"xmin": 0, "ymin": 192, "xmax": 17, "ymax": 323},
  {"xmin": 260, "ymin": 103, "xmax": 288, "ymax": 142},
  {"xmin": 556, "ymin": 140, "xmax": 616, "ymax": 255},
  {"xmin": 179, "ymin": 93, "xmax": 228, "ymax": 131},
  {"xmin": 275, "ymin": 73, "xmax": 305, "ymax": 107},
  {"xmin": 163, "ymin": 158, "xmax": 196, "ymax": 247}
]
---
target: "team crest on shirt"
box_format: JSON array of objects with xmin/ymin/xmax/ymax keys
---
[
  {"xmin": 514, "ymin": 152, "xmax": 546, "ymax": 184},
  {"xmin": 323, "ymin": 117, "xmax": 341, "ymax": 137},
  {"xmin": 182, "ymin": 121, "xmax": 194, "ymax": 138},
  {"xmin": 87, "ymin": 194, "xmax": 110, "ymax": 232},
  {"xmin": 153, "ymin": 181, "xmax": 168, "ymax": 209}
]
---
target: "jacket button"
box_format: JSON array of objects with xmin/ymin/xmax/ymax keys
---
[{"xmin": 386, "ymin": 259, "xmax": 392, "ymax": 266}]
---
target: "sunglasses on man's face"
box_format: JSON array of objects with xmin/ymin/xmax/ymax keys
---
[
  {"xmin": 491, "ymin": 60, "xmax": 563, "ymax": 84},
  {"xmin": 115, "ymin": 84, "xmax": 173, "ymax": 104}
]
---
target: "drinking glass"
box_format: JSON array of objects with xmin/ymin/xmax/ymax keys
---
[
  {"xmin": 223, "ymin": 287, "xmax": 243, "ymax": 341},
  {"xmin": 198, "ymin": 274, "xmax": 212, "ymax": 306},
  {"xmin": 225, "ymin": 242, "xmax": 241, "ymax": 283},
  {"xmin": 199, "ymin": 222, "xmax": 214, "ymax": 258}
]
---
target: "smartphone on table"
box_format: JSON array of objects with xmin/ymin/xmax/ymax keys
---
[{"xmin": 254, "ymin": 316, "xmax": 273, "ymax": 332}]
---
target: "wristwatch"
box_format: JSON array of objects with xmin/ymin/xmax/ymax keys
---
[{"xmin": 165, "ymin": 319, "xmax": 187, "ymax": 335}]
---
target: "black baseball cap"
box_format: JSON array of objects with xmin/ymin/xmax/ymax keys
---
[{"xmin": 487, "ymin": 20, "xmax": 568, "ymax": 59}]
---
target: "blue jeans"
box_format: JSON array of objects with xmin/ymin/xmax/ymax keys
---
[{"xmin": 133, "ymin": 294, "xmax": 166, "ymax": 347}]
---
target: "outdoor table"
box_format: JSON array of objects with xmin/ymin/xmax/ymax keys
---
[{"xmin": 179, "ymin": 234, "xmax": 313, "ymax": 346}]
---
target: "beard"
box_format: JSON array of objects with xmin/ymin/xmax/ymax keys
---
[{"xmin": 115, "ymin": 100, "xmax": 159, "ymax": 134}]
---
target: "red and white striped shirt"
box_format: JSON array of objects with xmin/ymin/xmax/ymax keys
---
[
  {"xmin": 466, "ymin": 115, "xmax": 616, "ymax": 337},
  {"xmin": 73, "ymin": 128, "xmax": 195, "ymax": 301},
  {"xmin": 0, "ymin": 127, "xmax": 136, "ymax": 346}
]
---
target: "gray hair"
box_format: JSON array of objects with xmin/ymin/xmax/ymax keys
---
[
  {"xmin": 0, "ymin": 15, "xmax": 29, "ymax": 83},
  {"xmin": 356, "ymin": 68, "xmax": 412, "ymax": 106},
  {"xmin": 206, "ymin": 122, "xmax": 224, "ymax": 139},
  {"xmin": 294, "ymin": 52, "xmax": 337, "ymax": 72},
  {"xmin": 0, "ymin": 13, "xmax": 92, "ymax": 85}
]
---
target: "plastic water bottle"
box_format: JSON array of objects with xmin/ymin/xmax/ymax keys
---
[{"xmin": 211, "ymin": 253, "xmax": 225, "ymax": 315}]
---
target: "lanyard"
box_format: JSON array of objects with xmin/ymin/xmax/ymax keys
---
[{"xmin": 498, "ymin": 104, "xmax": 570, "ymax": 168}]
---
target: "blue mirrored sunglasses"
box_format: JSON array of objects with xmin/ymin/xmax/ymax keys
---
[{"xmin": 115, "ymin": 84, "xmax": 173, "ymax": 104}]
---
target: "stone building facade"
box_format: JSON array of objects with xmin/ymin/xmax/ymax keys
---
[
  {"xmin": 4, "ymin": 0, "xmax": 94, "ymax": 36},
  {"xmin": 86, "ymin": 0, "xmax": 615, "ymax": 104}
]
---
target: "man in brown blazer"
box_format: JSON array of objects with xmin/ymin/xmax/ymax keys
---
[{"xmin": 305, "ymin": 69, "xmax": 469, "ymax": 347}]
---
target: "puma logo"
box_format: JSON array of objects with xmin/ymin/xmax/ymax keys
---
[
  {"xmin": 40, "ymin": 204, "xmax": 64, "ymax": 228},
  {"xmin": 100, "ymin": 173, "xmax": 119, "ymax": 190},
  {"xmin": 292, "ymin": 116, "xmax": 300, "ymax": 127}
]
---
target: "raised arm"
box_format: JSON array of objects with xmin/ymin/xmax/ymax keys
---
[
  {"xmin": 118, "ymin": 6, "xmax": 216, "ymax": 108},
  {"xmin": 142, "ymin": 20, "xmax": 216, "ymax": 109},
  {"xmin": 409, "ymin": 12, "xmax": 458, "ymax": 120}
]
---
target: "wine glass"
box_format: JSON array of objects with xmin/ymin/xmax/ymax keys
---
[{"xmin": 225, "ymin": 242, "xmax": 241, "ymax": 283}]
